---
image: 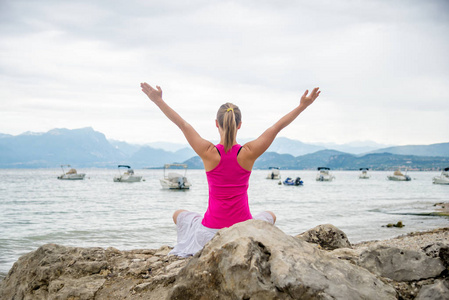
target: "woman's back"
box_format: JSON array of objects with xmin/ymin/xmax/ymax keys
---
[{"xmin": 202, "ymin": 144, "xmax": 252, "ymax": 229}]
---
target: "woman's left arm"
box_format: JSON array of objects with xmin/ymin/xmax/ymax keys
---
[
  {"xmin": 140, "ymin": 82, "xmax": 215, "ymax": 159},
  {"xmin": 239, "ymin": 87, "xmax": 321, "ymax": 168}
]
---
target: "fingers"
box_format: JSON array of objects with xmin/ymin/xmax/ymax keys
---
[
  {"xmin": 140, "ymin": 82, "xmax": 154, "ymax": 90},
  {"xmin": 302, "ymin": 90, "xmax": 309, "ymax": 98},
  {"xmin": 310, "ymin": 87, "xmax": 321, "ymax": 99},
  {"xmin": 140, "ymin": 82, "xmax": 161, "ymax": 96}
]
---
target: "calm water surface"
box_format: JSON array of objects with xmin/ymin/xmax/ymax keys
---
[{"xmin": 1, "ymin": 168, "xmax": 448, "ymax": 278}]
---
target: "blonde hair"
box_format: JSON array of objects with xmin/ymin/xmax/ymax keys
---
[{"xmin": 216, "ymin": 103, "xmax": 241, "ymax": 153}]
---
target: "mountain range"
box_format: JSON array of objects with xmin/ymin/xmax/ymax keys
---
[{"xmin": 0, "ymin": 127, "xmax": 448, "ymax": 170}]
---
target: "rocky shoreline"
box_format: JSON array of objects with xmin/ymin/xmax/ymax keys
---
[{"xmin": 1, "ymin": 220, "xmax": 448, "ymax": 300}]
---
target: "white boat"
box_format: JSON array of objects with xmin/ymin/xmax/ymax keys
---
[
  {"xmin": 359, "ymin": 168, "xmax": 370, "ymax": 179},
  {"xmin": 316, "ymin": 167, "xmax": 335, "ymax": 182},
  {"xmin": 113, "ymin": 165, "xmax": 142, "ymax": 182},
  {"xmin": 57, "ymin": 165, "xmax": 85, "ymax": 180},
  {"xmin": 160, "ymin": 164, "xmax": 191, "ymax": 189},
  {"xmin": 387, "ymin": 169, "xmax": 411, "ymax": 181},
  {"xmin": 266, "ymin": 167, "xmax": 281, "ymax": 180},
  {"xmin": 433, "ymin": 167, "xmax": 449, "ymax": 185}
]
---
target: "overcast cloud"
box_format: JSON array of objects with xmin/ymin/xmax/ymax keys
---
[{"xmin": 1, "ymin": 0, "xmax": 448, "ymax": 146}]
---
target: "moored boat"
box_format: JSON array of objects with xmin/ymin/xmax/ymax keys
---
[
  {"xmin": 316, "ymin": 167, "xmax": 335, "ymax": 182},
  {"xmin": 359, "ymin": 168, "xmax": 370, "ymax": 179},
  {"xmin": 387, "ymin": 169, "xmax": 411, "ymax": 181},
  {"xmin": 113, "ymin": 165, "xmax": 142, "ymax": 182},
  {"xmin": 57, "ymin": 165, "xmax": 85, "ymax": 180},
  {"xmin": 160, "ymin": 164, "xmax": 191, "ymax": 189},
  {"xmin": 266, "ymin": 167, "xmax": 281, "ymax": 180},
  {"xmin": 433, "ymin": 167, "xmax": 449, "ymax": 185}
]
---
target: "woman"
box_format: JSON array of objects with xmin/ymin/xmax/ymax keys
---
[{"xmin": 141, "ymin": 82, "xmax": 320, "ymax": 256}]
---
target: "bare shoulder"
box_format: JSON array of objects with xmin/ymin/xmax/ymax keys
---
[
  {"xmin": 202, "ymin": 143, "xmax": 221, "ymax": 171},
  {"xmin": 237, "ymin": 143, "xmax": 256, "ymax": 171}
]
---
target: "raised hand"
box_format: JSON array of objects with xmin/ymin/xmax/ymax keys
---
[
  {"xmin": 300, "ymin": 87, "xmax": 321, "ymax": 107},
  {"xmin": 141, "ymin": 82, "xmax": 163, "ymax": 104}
]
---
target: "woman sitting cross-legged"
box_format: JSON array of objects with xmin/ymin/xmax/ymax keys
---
[{"xmin": 141, "ymin": 82, "xmax": 320, "ymax": 257}]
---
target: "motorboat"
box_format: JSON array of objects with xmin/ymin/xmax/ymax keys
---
[
  {"xmin": 113, "ymin": 165, "xmax": 142, "ymax": 182},
  {"xmin": 266, "ymin": 167, "xmax": 281, "ymax": 180},
  {"xmin": 283, "ymin": 177, "xmax": 303, "ymax": 186},
  {"xmin": 387, "ymin": 169, "xmax": 411, "ymax": 181},
  {"xmin": 433, "ymin": 167, "xmax": 449, "ymax": 185},
  {"xmin": 57, "ymin": 165, "xmax": 85, "ymax": 180},
  {"xmin": 160, "ymin": 164, "xmax": 191, "ymax": 189},
  {"xmin": 316, "ymin": 167, "xmax": 335, "ymax": 182},
  {"xmin": 359, "ymin": 168, "xmax": 370, "ymax": 179}
]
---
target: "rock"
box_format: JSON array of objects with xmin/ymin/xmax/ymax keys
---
[
  {"xmin": 2, "ymin": 222, "xmax": 448, "ymax": 300},
  {"xmin": 358, "ymin": 245, "xmax": 446, "ymax": 281},
  {"xmin": 326, "ymin": 247, "xmax": 362, "ymax": 265},
  {"xmin": 0, "ymin": 244, "xmax": 109, "ymax": 300},
  {"xmin": 295, "ymin": 223, "xmax": 352, "ymax": 250},
  {"xmin": 0, "ymin": 243, "xmax": 188, "ymax": 300},
  {"xmin": 169, "ymin": 220, "xmax": 396, "ymax": 300},
  {"xmin": 440, "ymin": 246, "xmax": 449, "ymax": 267},
  {"xmin": 416, "ymin": 279, "xmax": 449, "ymax": 300},
  {"xmin": 385, "ymin": 221, "xmax": 404, "ymax": 228},
  {"xmin": 422, "ymin": 242, "xmax": 449, "ymax": 267}
]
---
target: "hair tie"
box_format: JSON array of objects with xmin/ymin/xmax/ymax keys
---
[{"xmin": 227, "ymin": 107, "xmax": 234, "ymax": 112}]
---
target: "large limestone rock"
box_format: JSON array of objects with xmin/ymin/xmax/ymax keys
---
[
  {"xmin": 0, "ymin": 244, "xmax": 187, "ymax": 300},
  {"xmin": 295, "ymin": 223, "xmax": 352, "ymax": 250},
  {"xmin": 169, "ymin": 220, "xmax": 397, "ymax": 300},
  {"xmin": 358, "ymin": 245, "xmax": 446, "ymax": 282}
]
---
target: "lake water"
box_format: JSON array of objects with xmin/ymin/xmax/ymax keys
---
[{"xmin": 1, "ymin": 168, "xmax": 448, "ymax": 278}]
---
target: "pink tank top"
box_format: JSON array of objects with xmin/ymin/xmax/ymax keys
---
[{"xmin": 201, "ymin": 144, "xmax": 252, "ymax": 229}]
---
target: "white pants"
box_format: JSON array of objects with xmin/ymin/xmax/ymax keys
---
[{"xmin": 169, "ymin": 211, "xmax": 274, "ymax": 257}]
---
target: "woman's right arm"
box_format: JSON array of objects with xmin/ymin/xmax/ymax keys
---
[
  {"xmin": 239, "ymin": 87, "xmax": 321, "ymax": 169},
  {"xmin": 141, "ymin": 83, "xmax": 219, "ymax": 167}
]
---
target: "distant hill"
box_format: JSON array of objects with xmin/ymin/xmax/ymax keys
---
[
  {"xmin": 371, "ymin": 142, "xmax": 449, "ymax": 157},
  {"xmin": 183, "ymin": 156, "xmax": 204, "ymax": 169},
  {"xmin": 0, "ymin": 128, "xmax": 447, "ymax": 169},
  {"xmin": 314, "ymin": 141, "xmax": 395, "ymax": 154},
  {"xmin": 147, "ymin": 141, "xmax": 190, "ymax": 152},
  {"xmin": 0, "ymin": 128, "xmax": 126, "ymax": 168},
  {"xmin": 251, "ymin": 149, "xmax": 348, "ymax": 170},
  {"xmin": 109, "ymin": 139, "xmax": 141, "ymax": 157},
  {"xmin": 266, "ymin": 137, "xmax": 325, "ymax": 156},
  {"xmin": 183, "ymin": 150, "xmax": 449, "ymax": 170},
  {"xmin": 129, "ymin": 146, "xmax": 195, "ymax": 168},
  {"xmin": 0, "ymin": 128, "xmax": 195, "ymax": 168},
  {"xmin": 142, "ymin": 137, "xmax": 392, "ymax": 156},
  {"xmin": 0, "ymin": 133, "xmax": 12, "ymax": 138}
]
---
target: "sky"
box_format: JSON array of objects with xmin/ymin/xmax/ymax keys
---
[{"xmin": 1, "ymin": 0, "xmax": 448, "ymax": 146}]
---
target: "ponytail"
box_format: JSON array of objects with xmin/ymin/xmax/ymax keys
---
[{"xmin": 217, "ymin": 103, "xmax": 241, "ymax": 153}]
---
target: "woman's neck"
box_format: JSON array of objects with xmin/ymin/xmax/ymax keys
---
[{"xmin": 219, "ymin": 136, "xmax": 237, "ymax": 145}]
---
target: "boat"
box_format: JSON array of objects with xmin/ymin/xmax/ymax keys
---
[
  {"xmin": 387, "ymin": 169, "xmax": 411, "ymax": 181},
  {"xmin": 160, "ymin": 164, "xmax": 191, "ymax": 189},
  {"xmin": 316, "ymin": 167, "xmax": 335, "ymax": 182},
  {"xmin": 57, "ymin": 165, "xmax": 85, "ymax": 180},
  {"xmin": 113, "ymin": 165, "xmax": 142, "ymax": 182},
  {"xmin": 433, "ymin": 167, "xmax": 449, "ymax": 185},
  {"xmin": 266, "ymin": 167, "xmax": 281, "ymax": 180},
  {"xmin": 359, "ymin": 168, "xmax": 370, "ymax": 179},
  {"xmin": 283, "ymin": 177, "xmax": 303, "ymax": 186}
]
